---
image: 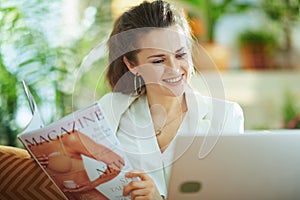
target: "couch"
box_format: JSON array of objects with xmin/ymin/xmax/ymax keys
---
[{"xmin": 0, "ymin": 145, "xmax": 65, "ymax": 200}]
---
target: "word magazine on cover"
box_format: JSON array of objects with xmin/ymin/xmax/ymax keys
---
[{"xmin": 18, "ymin": 84, "xmax": 133, "ymax": 200}]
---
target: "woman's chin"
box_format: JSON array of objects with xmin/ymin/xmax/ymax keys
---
[
  {"xmin": 145, "ymin": 80, "xmax": 186, "ymax": 97},
  {"xmin": 165, "ymin": 84, "xmax": 185, "ymax": 97}
]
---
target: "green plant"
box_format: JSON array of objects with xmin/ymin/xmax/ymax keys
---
[
  {"xmin": 282, "ymin": 91, "xmax": 300, "ymax": 129},
  {"xmin": 261, "ymin": 0, "xmax": 300, "ymax": 51},
  {"xmin": 0, "ymin": 1, "xmax": 73, "ymax": 146},
  {"xmin": 181, "ymin": 0, "xmax": 254, "ymax": 42},
  {"xmin": 238, "ymin": 29, "xmax": 277, "ymax": 47},
  {"xmin": 0, "ymin": 55, "xmax": 18, "ymax": 146},
  {"xmin": 237, "ymin": 29, "xmax": 278, "ymax": 69},
  {"xmin": 0, "ymin": 0, "xmax": 112, "ymax": 146}
]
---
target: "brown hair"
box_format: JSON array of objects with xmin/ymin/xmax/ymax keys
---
[{"xmin": 106, "ymin": 0, "xmax": 191, "ymax": 95}]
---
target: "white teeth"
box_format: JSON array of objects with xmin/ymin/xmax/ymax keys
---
[{"xmin": 164, "ymin": 76, "xmax": 182, "ymax": 83}]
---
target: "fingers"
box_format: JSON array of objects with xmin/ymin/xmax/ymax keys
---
[
  {"xmin": 123, "ymin": 170, "xmax": 160, "ymax": 198},
  {"xmin": 125, "ymin": 170, "xmax": 149, "ymax": 181},
  {"xmin": 36, "ymin": 154, "xmax": 48, "ymax": 167},
  {"xmin": 107, "ymin": 158, "xmax": 125, "ymax": 171},
  {"xmin": 130, "ymin": 189, "xmax": 150, "ymax": 199},
  {"xmin": 123, "ymin": 180, "xmax": 147, "ymax": 196},
  {"xmin": 36, "ymin": 154, "xmax": 48, "ymax": 160}
]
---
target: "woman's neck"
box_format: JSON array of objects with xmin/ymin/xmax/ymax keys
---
[
  {"xmin": 147, "ymin": 92, "xmax": 187, "ymax": 117},
  {"xmin": 146, "ymin": 91, "xmax": 188, "ymax": 151}
]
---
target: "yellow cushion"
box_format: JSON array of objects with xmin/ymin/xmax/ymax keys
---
[{"xmin": 0, "ymin": 145, "xmax": 65, "ymax": 200}]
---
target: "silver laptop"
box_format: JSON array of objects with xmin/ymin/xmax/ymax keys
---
[{"xmin": 168, "ymin": 131, "xmax": 300, "ymax": 200}]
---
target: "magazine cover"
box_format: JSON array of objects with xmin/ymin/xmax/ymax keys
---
[{"xmin": 18, "ymin": 82, "xmax": 132, "ymax": 200}]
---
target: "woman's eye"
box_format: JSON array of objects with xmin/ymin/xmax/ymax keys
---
[
  {"xmin": 176, "ymin": 52, "xmax": 187, "ymax": 58},
  {"xmin": 152, "ymin": 59, "xmax": 164, "ymax": 64}
]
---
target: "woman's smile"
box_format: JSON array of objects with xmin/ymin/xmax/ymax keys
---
[{"xmin": 162, "ymin": 73, "xmax": 184, "ymax": 85}]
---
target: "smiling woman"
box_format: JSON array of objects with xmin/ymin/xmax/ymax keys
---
[
  {"xmin": 98, "ymin": 0, "xmax": 244, "ymax": 199},
  {"xmin": 124, "ymin": 27, "xmax": 191, "ymax": 98}
]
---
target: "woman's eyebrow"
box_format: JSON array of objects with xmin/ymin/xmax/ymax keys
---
[
  {"xmin": 147, "ymin": 54, "xmax": 165, "ymax": 59},
  {"xmin": 147, "ymin": 47, "xmax": 185, "ymax": 59},
  {"xmin": 175, "ymin": 47, "xmax": 185, "ymax": 53}
]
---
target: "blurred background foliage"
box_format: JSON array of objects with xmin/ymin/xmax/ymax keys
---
[
  {"xmin": 0, "ymin": 0, "xmax": 300, "ymax": 146},
  {"xmin": 0, "ymin": 0, "xmax": 111, "ymax": 146},
  {"xmin": 181, "ymin": 0, "xmax": 256, "ymax": 42}
]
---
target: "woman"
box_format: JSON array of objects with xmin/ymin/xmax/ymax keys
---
[{"xmin": 99, "ymin": 0, "xmax": 244, "ymax": 199}]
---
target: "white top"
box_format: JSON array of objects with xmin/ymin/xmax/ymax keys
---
[{"xmin": 98, "ymin": 88, "xmax": 244, "ymax": 197}]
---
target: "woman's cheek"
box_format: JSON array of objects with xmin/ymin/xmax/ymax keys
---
[{"xmin": 138, "ymin": 64, "xmax": 164, "ymax": 84}]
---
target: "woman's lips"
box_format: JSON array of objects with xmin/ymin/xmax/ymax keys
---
[{"xmin": 163, "ymin": 74, "xmax": 184, "ymax": 84}]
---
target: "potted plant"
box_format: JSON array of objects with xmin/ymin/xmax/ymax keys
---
[
  {"xmin": 261, "ymin": 0, "xmax": 300, "ymax": 69},
  {"xmin": 238, "ymin": 29, "xmax": 277, "ymax": 70}
]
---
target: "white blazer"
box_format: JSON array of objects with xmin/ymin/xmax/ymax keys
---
[{"xmin": 98, "ymin": 88, "xmax": 244, "ymax": 197}]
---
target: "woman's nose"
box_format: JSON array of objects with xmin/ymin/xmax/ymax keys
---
[{"xmin": 167, "ymin": 57, "xmax": 180, "ymax": 71}]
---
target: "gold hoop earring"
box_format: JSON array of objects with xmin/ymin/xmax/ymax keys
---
[{"xmin": 134, "ymin": 73, "xmax": 142, "ymax": 95}]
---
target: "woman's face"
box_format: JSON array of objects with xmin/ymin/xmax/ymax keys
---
[{"xmin": 133, "ymin": 26, "xmax": 192, "ymax": 97}]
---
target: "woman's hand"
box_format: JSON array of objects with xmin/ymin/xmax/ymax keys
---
[
  {"xmin": 36, "ymin": 154, "xmax": 48, "ymax": 168},
  {"xmin": 123, "ymin": 170, "xmax": 163, "ymax": 200}
]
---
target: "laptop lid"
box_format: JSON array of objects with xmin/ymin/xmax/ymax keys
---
[{"xmin": 168, "ymin": 131, "xmax": 300, "ymax": 200}]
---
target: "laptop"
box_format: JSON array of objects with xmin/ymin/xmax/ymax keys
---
[{"xmin": 168, "ymin": 131, "xmax": 300, "ymax": 200}]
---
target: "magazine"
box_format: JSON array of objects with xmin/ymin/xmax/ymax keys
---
[{"xmin": 18, "ymin": 81, "xmax": 133, "ymax": 200}]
